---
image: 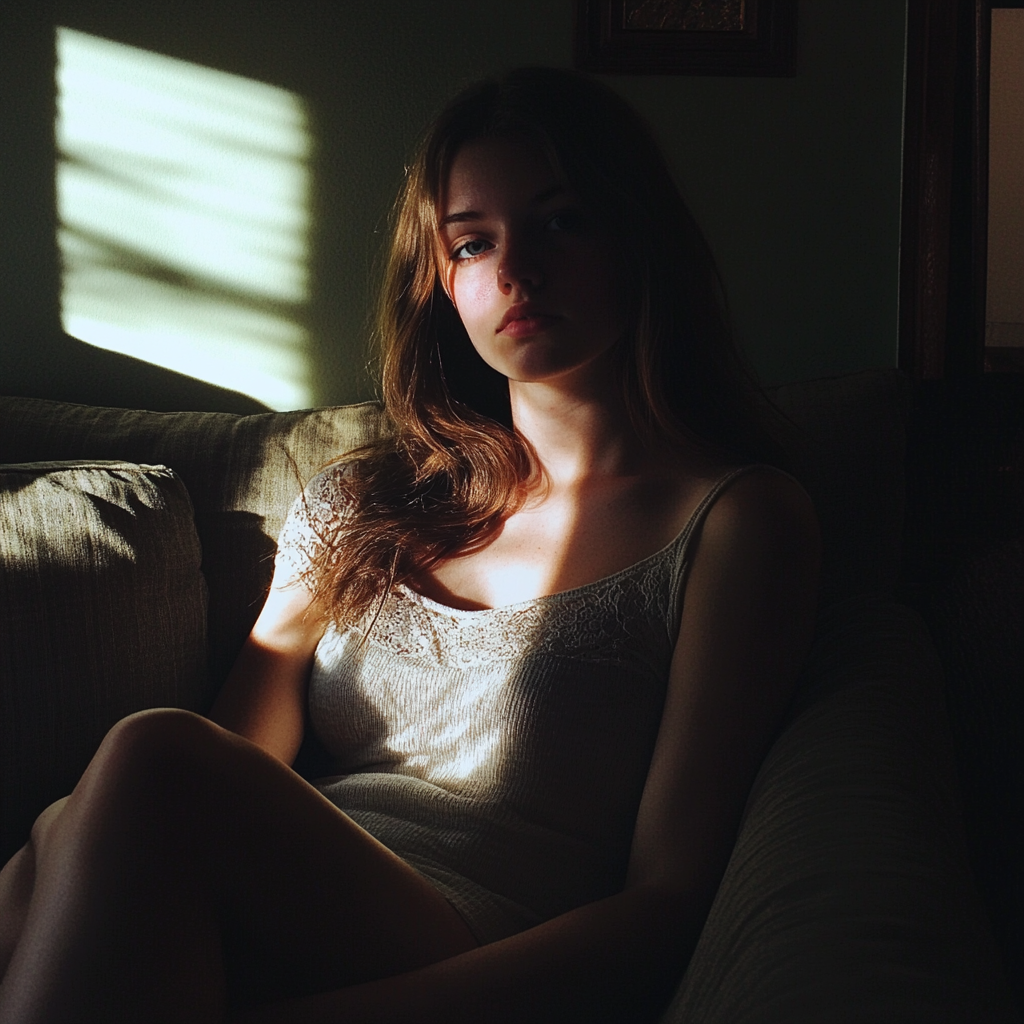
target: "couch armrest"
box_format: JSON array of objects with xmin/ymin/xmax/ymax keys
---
[
  {"xmin": 0, "ymin": 461, "xmax": 208, "ymax": 862},
  {"xmin": 662, "ymin": 596, "xmax": 1019, "ymax": 1023}
]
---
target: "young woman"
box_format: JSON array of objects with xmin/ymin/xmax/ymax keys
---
[{"xmin": 0, "ymin": 68, "xmax": 819, "ymax": 1023}]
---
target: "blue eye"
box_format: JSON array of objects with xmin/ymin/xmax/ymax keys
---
[{"xmin": 452, "ymin": 238, "xmax": 492, "ymax": 260}]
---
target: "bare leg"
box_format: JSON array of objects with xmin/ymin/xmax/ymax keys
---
[
  {"xmin": 0, "ymin": 844, "xmax": 35, "ymax": 979},
  {"xmin": 0, "ymin": 798, "xmax": 72, "ymax": 982},
  {"xmin": 0, "ymin": 709, "xmax": 476, "ymax": 1023}
]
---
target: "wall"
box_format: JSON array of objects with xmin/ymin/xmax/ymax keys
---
[{"xmin": 0, "ymin": 0, "xmax": 907, "ymax": 411}]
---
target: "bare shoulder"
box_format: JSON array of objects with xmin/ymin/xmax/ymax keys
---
[
  {"xmin": 695, "ymin": 465, "xmax": 820, "ymax": 572},
  {"xmin": 670, "ymin": 464, "xmax": 821, "ymax": 692}
]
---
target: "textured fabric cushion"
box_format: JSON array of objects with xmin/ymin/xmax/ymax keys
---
[
  {"xmin": 0, "ymin": 399, "xmax": 387, "ymax": 687},
  {"xmin": 0, "ymin": 461, "xmax": 207, "ymax": 861},
  {"xmin": 766, "ymin": 369, "xmax": 908, "ymax": 605},
  {"xmin": 660, "ymin": 596, "xmax": 1017, "ymax": 1023}
]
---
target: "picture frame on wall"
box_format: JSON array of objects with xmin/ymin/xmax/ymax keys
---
[{"xmin": 573, "ymin": 0, "xmax": 797, "ymax": 76}]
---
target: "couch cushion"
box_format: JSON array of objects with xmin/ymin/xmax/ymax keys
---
[
  {"xmin": 0, "ymin": 461, "xmax": 207, "ymax": 860},
  {"xmin": 0, "ymin": 399, "xmax": 387, "ymax": 687},
  {"xmin": 661, "ymin": 596, "xmax": 1017, "ymax": 1022}
]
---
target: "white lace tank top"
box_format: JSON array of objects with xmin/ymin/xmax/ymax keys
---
[{"xmin": 275, "ymin": 463, "xmax": 757, "ymax": 943}]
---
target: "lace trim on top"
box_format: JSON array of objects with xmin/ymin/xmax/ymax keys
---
[
  {"xmin": 337, "ymin": 538, "xmax": 686, "ymax": 670},
  {"xmin": 274, "ymin": 462, "xmax": 355, "ymax": 587},
  {"xmin": 280, "ymin": 463, "xmax": 757, "ymax": 671}
]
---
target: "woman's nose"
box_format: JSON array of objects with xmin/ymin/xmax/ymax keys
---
[{"xmin": 498, "ymin": 235, "xmax": 544, "ymax": 293}]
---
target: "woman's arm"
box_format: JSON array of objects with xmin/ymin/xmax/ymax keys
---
[
  {"xmin": 236, "ymin": 883, "xmax": 705, "ymax": 1024},
  {"xmin": 625, "ymin": 468, "xmax": 820, "ymax": 902},
  {"xmin": 209, "ymin": 568, "xmax": 327, "ymax": 766},
  {"xmin": 233, "ymin": 468, "xmax": 821, "ymax": 1023}
]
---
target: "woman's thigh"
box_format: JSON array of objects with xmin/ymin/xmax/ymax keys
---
[{"xmin": 66, "ymin": 709, "xmax": 478, "ymax": 1009}]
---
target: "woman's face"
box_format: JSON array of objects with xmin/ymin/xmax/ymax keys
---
[{"xmin": 439, "ymin": 135, "xmax": 627, "ymax": 388}]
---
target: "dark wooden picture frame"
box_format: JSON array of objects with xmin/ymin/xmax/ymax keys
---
[{"xmin": 574, "ymin": 0, "xmax": 797, "ymax": 76}]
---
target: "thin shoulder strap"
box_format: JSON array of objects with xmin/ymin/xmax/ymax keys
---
[{"xmin": 667, "ymin": 463, "xmax": 767, "ymax": 629}]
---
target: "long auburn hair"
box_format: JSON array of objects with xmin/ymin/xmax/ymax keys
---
[{"xmin": 305, "ymin": 67, "xmax": 784, "ymax": 626}]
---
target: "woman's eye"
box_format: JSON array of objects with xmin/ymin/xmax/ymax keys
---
[
  {"xmin": 547, "ymin": 210, "xmax": 585, "ymax": 232},
  {"xmin": 452, "ymin": 238, "xmax": 492, "ymax": 260}
]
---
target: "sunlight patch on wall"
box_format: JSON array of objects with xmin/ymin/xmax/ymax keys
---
[{"xmin": 56, "ymin": 27, "xmax": 313, "ymax": 410}]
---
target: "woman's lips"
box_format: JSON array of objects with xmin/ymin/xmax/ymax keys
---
[
  {"xmin": 496, "ymin": 306, "xmax": 560, "ymax": 338},
  {"xmin": 498, "ymin": 314, "xmax": 560, "ymax": 338}
]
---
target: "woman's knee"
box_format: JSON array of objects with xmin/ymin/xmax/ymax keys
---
[
  {"xmin": 26, "ymin": 710, "xmax": 216, "ymax": 855},
  {"xmin": 77, "ymin": 708, "xmax": 226, "ymax": 817},
  {"xmin": 98, "ymin": 708, "xmax": 218, "ymax": 773},
  {"xmin": 29, "ymin": 796, "xmax": 70, "ymax": 850}
]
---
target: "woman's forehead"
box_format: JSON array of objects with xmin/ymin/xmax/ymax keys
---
[{"xmin": 442, "ymin": 135, "xmax": 567, "ymax": 218}]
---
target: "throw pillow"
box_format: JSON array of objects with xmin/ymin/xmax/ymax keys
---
[{"xmin": 0, "ymin": 461, "xmax": 207, "ymax": 861}]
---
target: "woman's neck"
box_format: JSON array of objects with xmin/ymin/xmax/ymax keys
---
[{"xmin": 508, "ymin": 374, "xmax": 657, "ymax": 491}]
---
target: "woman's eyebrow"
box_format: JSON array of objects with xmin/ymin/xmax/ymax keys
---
[
  {"xmin": 440, "ymin": 184, "xmax": 568, "ymax": 228},
  {"xmin": 532, "ymin": 183, "xmax": 565, "ymax": 204},
  {"xmin": 440, "ymin": 209, "xmax": 481, "ymax": 228}
]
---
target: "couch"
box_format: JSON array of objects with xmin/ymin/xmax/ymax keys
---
[{"xmin": 0, "ymin": 369, "xmax": 1020, "ymax": 1022}]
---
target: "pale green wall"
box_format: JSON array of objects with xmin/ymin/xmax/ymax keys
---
[
  {"xmin": 0, "ymin": 0, "xmax": 906, "ymax": 411},
  {"xmin": 615, "ymin": 1, "xmax": 907, "ymax": 385}
]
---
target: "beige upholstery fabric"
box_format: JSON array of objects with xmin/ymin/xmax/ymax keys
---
[
  {"xmin": 660, "ymin": 596, "xmax": 1018, "ymax": 1023},
  {"xmin": 0, "ymin": 462, "xmax": 207, "ymax": 861},
  {"xmin": 0, "ymin": 400, "xmax": 387, "ymax": 687}
]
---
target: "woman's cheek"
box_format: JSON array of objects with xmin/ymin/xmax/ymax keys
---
[{"xmin": 453, "ymin": 274, "xmax": 494, "ymax": 339}]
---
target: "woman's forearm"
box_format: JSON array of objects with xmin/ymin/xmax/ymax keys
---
[
  {"xmin": 209, "ymin": 637, "xmax": 310, "ymax": 764},
  {"xmin": 232, "ymin": 884, "xmax": 706, "ymax": 1024}
]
